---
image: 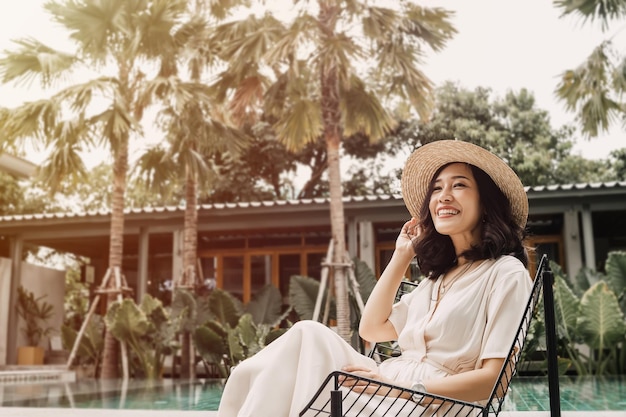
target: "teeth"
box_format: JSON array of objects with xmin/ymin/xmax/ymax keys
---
[{"xmin": 438, "ymin": 209, "xmax": 459, "ymax": 216}]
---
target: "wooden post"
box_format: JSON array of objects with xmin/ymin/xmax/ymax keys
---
[{"xmin": 66, "ymin": 268, "xmax": 113, "ymax": 369}]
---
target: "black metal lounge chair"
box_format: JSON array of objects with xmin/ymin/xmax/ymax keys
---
[{"xmin": 300, "ymin": 254, "xmax": 561, "ymax": 417}]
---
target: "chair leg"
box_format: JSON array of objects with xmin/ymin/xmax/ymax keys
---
[
  {"xmin": 330, "ymin": 390, "xmax": 342, "ymax": 417},
  {"xmin": 542, "ymin": 264, "xmax": 562, "ymax": 417}
]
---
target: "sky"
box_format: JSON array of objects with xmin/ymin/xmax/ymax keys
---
[{"xmin": 0, "ymin": 0, "xmax": 624, "ymax": 164}]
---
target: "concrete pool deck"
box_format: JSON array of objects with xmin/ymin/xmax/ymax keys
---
[{"xmin": 1, "ymin": 408, "xmax": 626, "ymax": 416}]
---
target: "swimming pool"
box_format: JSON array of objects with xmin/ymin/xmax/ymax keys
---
[{"xmin": 1, "ymin": 376, "xmax": 625, "ymax": 412}]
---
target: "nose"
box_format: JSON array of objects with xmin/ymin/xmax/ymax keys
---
[{"xmin": 439, "ymin": 185, "xmax": 453, "ymax": 202}]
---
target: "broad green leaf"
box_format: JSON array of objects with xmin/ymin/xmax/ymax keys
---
[
  {"xmin": 245, "ymin": 284, "xmax": 283, "ymax": 325},
  {"xmin": 236, "ymin": 313, "xmax": 258, "ymax": 350},
  {"xmin": 171, "ymin": 289, "xmax": 196, "ymax": 331},
  {"xmin": 352, "ymin": 258, "xmax": 377, "ymax": 304},
  {"xmin": 228, "ymin": 329, "xmax": 245, "ymax": 363},
  {"xmin": 208, "ymin": 288, "xmax": 242, "ymax": 328},
  {"xmin": 141, "ymin": 294, "xmax": 168, "ymax": 328},
  {"xmin": 574, "ymin": 267, "xmax": 603, "ymax": 296},
  {"xmin": 193, "ymin": 326, "xmax": 227, "ymax": 360},
  {"xmin": 577, "ymin": 281, "xmax": 626, "ymax": 351},
  {"xmin": 605, "ymin": 251, "xmax": 626, "ymax": 297},
  {"xmin": 554, "ymin": 273, "xmax": 581, "ymax": 342},
  {"xmin": 289, "ymin": 275, "xmax": 328, "ymax": 320},
  {"xmin": 104, "ymin": 299, "xmax": 150, "ymax": 341}
]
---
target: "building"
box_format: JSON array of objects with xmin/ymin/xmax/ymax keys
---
[{"xmin": 1, "ymin": 181, "xmax": 625, "ymax": 365}]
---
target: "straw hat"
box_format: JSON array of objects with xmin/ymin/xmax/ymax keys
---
[{"xmin": 401, "ymin": 140, "xmax": 528, "ymax": 228}]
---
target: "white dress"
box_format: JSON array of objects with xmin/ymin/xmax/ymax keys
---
[{"xmin": 217, "ymin": 255, "xmax": 531, "ymax": 417}]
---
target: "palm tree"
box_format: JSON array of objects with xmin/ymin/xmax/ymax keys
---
[
  {"xmin": 133, "ymin": 1, "xmax": 250, "ymax": 378},
  {"xmin": 554, "ymin": 0, "xmax": 626, "ymax": 137},
  {"xmin": 211, "ymin": 1, "xmax": 456, "ymax": 341},
  {"xmin": 0, "ymin": 0, "xmax": 210, "ymax": 378}
]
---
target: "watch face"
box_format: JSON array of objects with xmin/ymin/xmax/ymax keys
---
[
  {"xmin": 411, "ymin": 382, "xmax": 426, "ymax": 392},
  {"xmin": 411, "ymin": 382, "xmax": 427, "ymax": 402}
]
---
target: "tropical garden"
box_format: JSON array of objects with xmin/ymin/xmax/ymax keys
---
[{"xmin": 0, "ymin": 0, "xmax": 625, "ymax": 382}]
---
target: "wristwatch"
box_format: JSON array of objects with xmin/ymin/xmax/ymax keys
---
[{"xmin": 410, "ymin": 380, "xmax": 427, "ymax": 402}]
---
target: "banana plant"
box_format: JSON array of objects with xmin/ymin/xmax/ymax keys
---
[
  {"xmin": 525, "ymin": 252, "xmax": 626, "ymax": 376},
  {"xmin": 61, "ymin": 314, "xmax": 104, "ymax": 371},
  {"xmin": 193, "ymin": 285, "xmax": 291, "ymax": 378},
  {"xmin": 288, "ymin": 257, "xmax": 379, "ymax": 351},
  {"xmin": 104, "ymin": 295, "xmax": 181, "ymax": 379}
]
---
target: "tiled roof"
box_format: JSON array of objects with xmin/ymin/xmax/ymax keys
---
[{"xmin": 1, "ymin": 181, "xmax": 625, "ymax": 223}]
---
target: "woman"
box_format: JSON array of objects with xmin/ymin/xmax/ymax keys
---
[{"xmin": 217, "ymin": 140, "xmax": 532, "ymax": 417}]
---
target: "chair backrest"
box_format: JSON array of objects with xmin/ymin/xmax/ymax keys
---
[{"xmin": 302, "ymin": 255, "xmax": 561, "ymax": 417}]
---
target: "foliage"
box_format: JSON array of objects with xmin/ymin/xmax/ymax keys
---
[
  {"xmin": 193, "ymin": 285, "xmax": 291, "ymax": 378},
  {"xmin": 61, "ymin": 314, "xmax": 104, "ymax": 371},
  {"xmin": 209, "ymin": 0, "xmax": 457, "ymax": 341},
  {"xmin": 0, "ymin": 0, "xmax": 249, "ymax": 378},
  {"xmin": 287, "ymin": 258, "xmax": 379, "ymax": 351},
  {"xmin": 61, "ymin": 265, "xmax": 104, "ymax": 373},
  {"xmin": 524, "ymin": 252, "xmax": 626, "ymax": 375},
  {"xmin": 15, "ymin": 286, "xmax": 55, "ymax": 346},
  {"xmin": 196, "ymin": 83, "xmax": 624, "ymax": 204},
  {"xmin": 63, "ymin": 267, "xmax": 90, "ymax": 331},
  {"xmin": 392, "ymin": 82, "xmax": 618, "ymax": 186},
  {"xmin": 554, "ymin": 0, "xmax": 626, "ymax": 138},
  {"xmin": 104, "ymin": 295, "xmax": 181, "ymax": 380}
]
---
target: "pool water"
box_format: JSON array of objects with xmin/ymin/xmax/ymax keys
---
[
  {"xmin": 505, "ymin": 375, "xmax": 626, "ymax": 412},
  {"xmin": 0, "ymin": 378, "xmax": 224, "ymax": 410},
  {"xmin": 1, "ymin": 376, "xmax": 625, "ymax": 412}
]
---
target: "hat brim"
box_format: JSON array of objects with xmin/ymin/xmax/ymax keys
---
[{"xmin": 401, "ymin": 140, "xmax": 528, "ymax": 228}]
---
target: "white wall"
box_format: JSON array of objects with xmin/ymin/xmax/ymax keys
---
[
  {"xmin": 0, "ymin": 258, "xmax": 11, "ymax": 365},
  {"xmin": 0, "ymin": 258, "xmax": 65, "ymax": 365},
  {"xmin": 18, "ymin": 262, "xmax": 66, "ymax": 348}
]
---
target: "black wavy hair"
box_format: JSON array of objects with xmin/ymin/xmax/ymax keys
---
[{"xmin": 413, "ymin": 163, "xmax": 528, "ymax": 279}]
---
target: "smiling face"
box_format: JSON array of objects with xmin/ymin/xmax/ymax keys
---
[{"xmin": 428, "ymin": 163, "xmax": 483, "ymax": 251}]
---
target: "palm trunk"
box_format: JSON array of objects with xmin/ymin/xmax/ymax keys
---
[
  {"xmin": 179, "ymin": 166, "xmax": 198, "ymax": 379},
  {"xmin": 319, "ymin": 0, "xmax": 350, "ymax": 342},
  {"xmin": 101, "ymin": 133, "xmax": 129, "ymax": 379},
  {"xmin": 102, "ymin": 59, "xmax": 133, "ymax": 379}
]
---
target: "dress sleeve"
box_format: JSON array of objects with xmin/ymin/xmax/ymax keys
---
[
  {"xmin": 387, "ymin": 287, "xmax": 419, "ymax": 336},
  {"xmin": 477, "ymin": 267, "xmax": 532, "ymax": 366}
]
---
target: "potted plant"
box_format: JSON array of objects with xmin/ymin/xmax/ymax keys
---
[{"xmin": 16, "ymin": 286, "xmax": 55, "ymax": 365}]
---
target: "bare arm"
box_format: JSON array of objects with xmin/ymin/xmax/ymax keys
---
[
  {"xmin": 341, "ymin": 357, "xmax": 505, "ymax": 403},
  {"xmin": 359, "ymin": 218, "xmax": 420, "ymax": 343}
]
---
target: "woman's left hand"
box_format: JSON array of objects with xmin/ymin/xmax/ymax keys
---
[{"xmin": 339, "ymin": 365, "xmax": 406, "ymax": 398}]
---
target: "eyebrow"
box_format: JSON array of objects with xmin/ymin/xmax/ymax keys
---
[{"xmin": 433, "ymin": 175, "xmax": 471, "ymax": 183}]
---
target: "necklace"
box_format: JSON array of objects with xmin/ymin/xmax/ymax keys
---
[{"xmin": 439, "ymin": 260, "xmax": 474, "ymax": 295}]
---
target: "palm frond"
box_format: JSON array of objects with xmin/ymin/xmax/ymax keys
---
[
  {"xmin": 229, "ymin": 75, "xmax": 266, "ymax": 125},
  {"xmin": 263, "ymin": 14, "xmax": 318, "ymax": 64},
  {"xmin": 45, "ymin": 0, "xmax": 128, "ymax": 62},
  {"xmin": 274, "ymin": 99, "xmax": 323, "ymax": 151},
  {"xmin": 37, "ymin": 120, "xmax": 90, "ymax": 192},
  {"xmin": 0, "ymin": 38, "xmax": 78, "ymax": 88},
  {"xmin": 555, "ymin": 41, "xmax": 622, "ymax": 137},
  {"xmin": 555, "ymin": 0, "xmax": 626, "ymax": 29},
  {"xmin": 202, "ymin": 117, "xmax": 251, "ymax": 156},
  {"xmin": 361, "ymin": 6, "xmax": 400, "ymax": 40},
  {"xmin": 341, "ymin": 77, "xmax": 396, "ymax": 141},
  {"xmin": 53, "ymin": 77, "xmax": 116, "ymax": 112},
  {"xmin": 132, "ymin": 144, "xmax": 181, "ymax": 195},
  {"xmin": 137, "ymin": 0, "xmax": 187, "ymax": 59},
  {"xmin": 401, "ymin": 4, "xmax": 457, "ymax": 53},
  {"xmin": 88, "ymin": 103, "xmax": 138, "ymax": 150},
  {"xmin": 213, "ymin": 14, "xmax": 285, "ymax": 73},
  {"xmin": 3, "ymin": 99, "xmax": 62, "ymax": 141},
  {"xmin": 375, "ymin": 41, "xmax": 434, "ymax": 120}
]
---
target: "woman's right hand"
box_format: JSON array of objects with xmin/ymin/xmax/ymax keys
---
[{"xmin": 397, "ymin": 217, "xmax": 420, "ymax": 255}]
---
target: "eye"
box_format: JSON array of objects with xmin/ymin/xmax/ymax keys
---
[{"xmin": 453, "ymin": 182, "xmax": 467, "ymax": 188}]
